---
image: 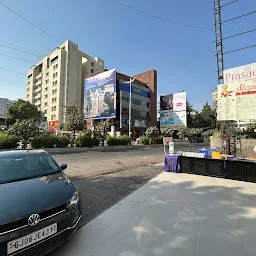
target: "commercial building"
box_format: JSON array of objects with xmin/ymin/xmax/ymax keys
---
[
  {"xmin": 0, "ymin": 98, "xmax": 15, "ymax": 127},
  {"xmin": 25, "ymin": 40, "xmax": 104, "ymax": 128},
  {"xmin": 84, "ymin": 69, "xmax": 157, "ymax": 137}
]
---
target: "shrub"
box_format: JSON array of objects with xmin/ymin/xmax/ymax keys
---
[
  {"xmin": 139, "ymin": 136, "xmax": 149, "ymax": 145},
  {"xmin": 30, "ymin": 137, "xmax": 43, "ymax": 149},
  {"xmin": 55, "ymin": 136, "xmax": 70, "ymax": 148},
  {"xmin": 107, "ymin": 135, "xmax": 131, "ymax": 146},
  {"xmin": 154, "ymin": 136, "xmax": 163, "ymax": 144},
  {"xmin": 75, "ymin": 135, "xmax": 99, "ymax": 147},
  {"xmin": 0, "ymin": 133, "xmax": 19, "ymax": 149},
  {"xmin": 31, "ymin": 135, "xmax": 70, "ymax": 148},
  {"xmin": 149, "ymin": 138, "xmax": 156, "ymax": 144}
]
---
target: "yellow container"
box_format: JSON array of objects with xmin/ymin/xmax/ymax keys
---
[
  {"xmin": 220, "ymin": 154, "xmax": 227, "ymax": 160},
  {"xmin": 212, "ymin": 151, "xmax": 221, "ymax": 159}
]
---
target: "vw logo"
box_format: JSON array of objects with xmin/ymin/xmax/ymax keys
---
[{"xmin": 28, "ymin": 214, "xmax": 40, "ymax": 227}]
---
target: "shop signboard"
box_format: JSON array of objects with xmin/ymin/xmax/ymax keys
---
[
  {"xmin": 223, "ymin": 62, "xmax": 256, "ymax": 84},
  {"xmin": 84, "ymin": 69, "xmax": 116, "ymax": 119},
  {"xmin": 217, "ymin": 80, "xmax": 256, "ymax": 121}
]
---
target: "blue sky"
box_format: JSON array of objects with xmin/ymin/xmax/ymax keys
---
[{"xmin": 0, "ymin": 0, "xmax": 256, "ymax": 110}]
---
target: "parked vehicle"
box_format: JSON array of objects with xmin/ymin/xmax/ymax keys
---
[{"xmin": 0, "ymin": 150, "xmax": 81, "ymax": 256}]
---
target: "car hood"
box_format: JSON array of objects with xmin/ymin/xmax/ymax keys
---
[{"xmin": 0, "ymin": 172, "xmax": 75, "ymax": 225}]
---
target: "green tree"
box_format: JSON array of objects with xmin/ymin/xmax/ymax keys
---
[
  {"xmin": 94, "ymin": 120, "xmax": 110, "ymax": 145},
  {"xmin": 199, "ymin": 102, "xmax": 216, "ymax": 129},
  {"xmin": 7, "ymin": 99, "xmax": 41, "ymax": 126},
  {"xmin": 239, "ymin": 123, "xmax": 256, "ymax": 138},
  {"xmin": 8, "ymin": 119, "xmax": 39, "ymax": 147},
  {"xmin": 64, "ymin": 106, "xmax": 85, "ymax": 144},
  {"xmin": 145, "ymin": 126, "xmax": 159, "ymax": 138},
  {"xmin": 186, "ymin": 100, "xmax": 195, "ymax": 128}
]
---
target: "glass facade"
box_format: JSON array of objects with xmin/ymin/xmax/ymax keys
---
[{"xmin": 119, "ymin": 83, "xmax": 151, "ymax": 135}]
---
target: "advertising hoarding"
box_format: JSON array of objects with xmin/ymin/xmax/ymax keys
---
[
  {"xmin": 84, "ymin": 69, "xmax": 116, "ymax": 119},
  {"xmin": 217, "ymin": 80, "xmax": 256, "ymax": 121},
  {"xmin": 223, "ymin": 62, "xmax": 256, "ymax": 84},
  {"xmin": 160, "ymin": 110, "xmax": 187, "ymax": 129},
  {"xmin": 48, "ymin": 120, "xmax": 59, "ymax": 132},
  {"xmin": 160, "ymin": 94, "xmax": 173, "ymax": 111},
  {"xmin": 173, "ymin": 92, "xmax": 186, "ymax": 112},
  {"xmin": 160, "ymin": 92, "xmax": 186, "ymax": 112}
]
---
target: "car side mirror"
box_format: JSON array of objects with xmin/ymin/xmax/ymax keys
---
[{"xmin": 60, "ymin": 163, "xmax": 67, "ymax": 171}]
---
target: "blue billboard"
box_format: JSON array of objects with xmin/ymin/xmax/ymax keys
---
[
  {"xmin": 119, "ymin": 84, "xmax": 150, "ymax": 98},
  {"xmin": 84, "ymin": 69, "xmax": 116, "ymax": 119}
]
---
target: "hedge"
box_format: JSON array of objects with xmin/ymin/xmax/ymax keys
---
[
  {"xmin": 74, "ymin": 135, "xmax": 99, "ymax": 147},
  {"xmin": 139, "ymin": 136, "xmax": 149, "ymax": 145},
  {"xmin": 106, "ymin": 135, "xmax": 131, "ymax": 146},
  {"xmin": 152, "ymin": 136, "xmax": 163, "ymax": 144},
  {"xmin": 30, "ymin": 135, "xmax": 70, "ymax": 149},
  {"xmin": 0, "ymin": 133, "xmax": 19, "ymax": 149}
]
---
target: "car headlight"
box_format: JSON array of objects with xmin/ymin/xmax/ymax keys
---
[{"xmin": 67, "ymin": 191, "xmax": 79, "ymax": 210}]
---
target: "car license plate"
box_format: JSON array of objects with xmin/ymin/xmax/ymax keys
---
[{"xmin": 7, "ymin": 223, "xmax": 57, "ymax": 255}]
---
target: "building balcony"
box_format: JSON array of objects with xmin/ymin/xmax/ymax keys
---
[
  {"xmin": 36, "ymin": 79, "xmax": 42, "ymax": 86},
  {"xmin": 35, "ymin": 87, "xmax": 42, "ymax": 93},
  {"xmin": 35, "ymin": 93, "xmax": 42, "ymax": 99},
  {"xmin": 36, "ymin": 72, "xmax": 42, "ymax": 79},
  {"xmin": 34, "ymin": 100, "xmax": 41, "ymax": 106}
]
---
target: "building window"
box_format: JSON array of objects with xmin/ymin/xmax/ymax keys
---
[
  {"xmin": 28, "ymin": 74, "xmax": 32, "ymax": 79},
  {"xmin": 45, "ymin": 72, "xmax": 49, "ymax": 77},
  {"xmin": 51, "ymin": 106, "xmax": 56, "ymax": 111},
  {"xmin": 52, "ymin": 89, "xmax": 57, "ymax": 94},
  {"xmin": 91, "ymin": 69, "xmax": 94, "ymax": 73},
  {"xmin": 91, "ymin": 62, "xmax": 94, "ymax": 67},
  {"xmin": 51, "ymin": 56, "xmax": 58, "ymax": 64},
  {"xmin": 45, "ymin": 95, "xmax": 48, "ymax": 99},
  {"xmin": 26, "ymin": 94, "xmax": 29, "ymax": 98},
  {"xmin": 44, "ymin": 102, "xmax": 48, "ymax": 106},
  {"xmin": 44, "ymin": 110, "xmax": 47, "ymax": 114},
  {"xmin": 53, "ymin": 72, "xmax": 58, "ymax": 79},
  {"xmin": 45, "ymin": 79, "xmax": 49, "ymax": 84},
  {"xmin": 45, "ymin": 87, "xmax": 48, "ymax": 91}
]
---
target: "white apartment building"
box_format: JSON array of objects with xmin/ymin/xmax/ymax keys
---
[{"xmin": 26, "ymin": 40, "xmax": 104, "ymax": 124}]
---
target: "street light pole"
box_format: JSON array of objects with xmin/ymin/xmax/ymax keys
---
[
  {"xmin": 129, "ymin": 77, "xmax": 132, "ymax": 138},
  {"xmin": 123, "ymin": 76, "xmax": 137, "ymax": 138}
]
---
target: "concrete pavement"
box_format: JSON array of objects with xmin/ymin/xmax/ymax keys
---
[{"xmin": 51, "ymin": 172, "xmax": 256, "ymax": 256}]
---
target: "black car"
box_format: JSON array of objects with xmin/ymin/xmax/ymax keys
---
[{"xmin": 0, "ymin": 150, "xmax": 81, "ymax": 256}]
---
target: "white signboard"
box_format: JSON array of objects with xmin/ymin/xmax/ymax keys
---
[
  {"xmin": 163, "ymin": 137, "xmax": 173, "ymax": 145},
  {"xmin": 160, "ymin": 110, "xmax": 187, "ymax": 129},
  {"xmin": 217, "ymin": 80, "xmax": 256, "ymax": 121},
  {"xmin": 169, "ymin": 142, "xmax": 175, "ymax": 154},
  {"xmin": 224, "ymin": 62, "xmax": 256, "ymax": 84},
  {"xmin": 173, "ymin": 92, "xmax": 186, "ymax": 112},
  {"xmin": 182, "ymin": 152, "xmax": 205, "ymax": 158}
]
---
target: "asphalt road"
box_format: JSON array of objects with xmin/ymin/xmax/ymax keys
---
[{"xmin": 52, "ymin": 144, "xmax": 207, "ymax": 179}]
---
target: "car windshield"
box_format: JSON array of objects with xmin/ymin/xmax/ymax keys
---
[{"xmin": 0, "ymin": 153, "xmax": 60, "ymax": 184}]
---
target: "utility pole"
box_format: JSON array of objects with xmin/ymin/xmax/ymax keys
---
[{"xmin": 212, "ymin": 0, "xmax": 256, "ymax": 154}]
